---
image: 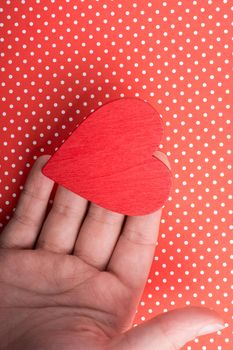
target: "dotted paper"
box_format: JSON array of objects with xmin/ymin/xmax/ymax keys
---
[{"xmin": 0, "ymin": 1, "xmax": 232, "ymax": 349}]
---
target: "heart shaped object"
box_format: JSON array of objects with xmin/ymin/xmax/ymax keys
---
[{"xmin": 42, "ymin": 97, "xmax": 173, "ymax": 216}]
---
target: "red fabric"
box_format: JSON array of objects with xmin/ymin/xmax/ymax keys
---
[{"xmin": 0, "ymin": 2, "xmax": 232, "ymax": 349}]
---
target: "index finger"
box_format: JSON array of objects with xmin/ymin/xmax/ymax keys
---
[
  {"xmin": 107, "ymin": 208, "xmax": 163, "ymax": 292},
  {"xmin": 107, "ymin": 151, "xmax": 171, "ymax": 293}
]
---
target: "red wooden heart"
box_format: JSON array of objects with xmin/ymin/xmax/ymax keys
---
[{"xmin": 42, "ymin": 97, "xmax": 173, "ymax": 216}]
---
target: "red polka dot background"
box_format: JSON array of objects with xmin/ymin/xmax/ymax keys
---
[{"xmin": 0, "ymin": 1, "xmax": 232, "ymax": 349}]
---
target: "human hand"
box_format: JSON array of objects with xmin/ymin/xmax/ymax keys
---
[{"xmin": 0, "ymin": 155, "xmax": 225, "ymax": 350}]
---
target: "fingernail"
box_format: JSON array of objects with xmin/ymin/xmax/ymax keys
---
[
  {"xmin": 153, "ymin": 151, "xmax": 171, "ymax": 170},
  {"xmin": 197, "ymin": 323, "xmax": 225, "ymax": 336}
]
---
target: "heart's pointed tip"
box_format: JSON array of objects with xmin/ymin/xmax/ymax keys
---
[
  {"xmin": 41, "ymin": 165, "xmax": 48, "ymax": 177},
  {"xmin": 41, "ymin": 165, "xmax": 58, "ymax": 186},
  {"xmin": 41, "ymin": 158, "xmax": 54, "ymax": 178},
  {"xmin": 41, "ymin": 167, "xmax": 51, "ymax": 181}
]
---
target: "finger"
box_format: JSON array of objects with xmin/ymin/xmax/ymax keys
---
[
  {"xmin": 107, "ymin": 208, "xmax": 163, "ymax": 291},
  {"xmin": 35, "ymin": 186, "xmax": 88, "ymax": 254},
  {"xmin": 153, "ymin": 150, "xmax": 171, "ymax": 170},
  {"xmin": 73, "ymin": 203, "xmax": 125, "ymax": 270},
  {"xmin": 107, "ymin": 152, "xmax": 171, "ymax": 292},
  {"xmin": 0, "ymin": 155, "xmax": 54, "ymax": 249},
  {"xmin": 110, "ymin": 306, "xmax": 225, "ymax": 350}
]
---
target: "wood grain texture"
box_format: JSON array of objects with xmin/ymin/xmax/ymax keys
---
[{"xmin": 42, "ymin": 97, "xmax": 173, "ymax": 216}]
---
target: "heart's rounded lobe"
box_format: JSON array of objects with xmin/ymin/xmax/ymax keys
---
[{"xmin": 42, "ymin": 97, "xmax": 173, "ymax": 215}]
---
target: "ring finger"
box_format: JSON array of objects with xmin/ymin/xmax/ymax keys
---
[{"xmin": 35, "ymin": 185, "xmax": 89, "ymax": 254}]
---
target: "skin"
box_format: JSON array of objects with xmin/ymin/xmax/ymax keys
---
[{"xmin": 0, "ymin": 154, "xmax": 224, "ymax": 350}]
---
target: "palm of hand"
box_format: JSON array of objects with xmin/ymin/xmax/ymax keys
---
[
  {"xmin": 0, "ymin": 248, "xmax": 136, "ymax": 349},
  {"xmin": 0, "ymin": 155, "xmax": 224, "ymax": 350}
]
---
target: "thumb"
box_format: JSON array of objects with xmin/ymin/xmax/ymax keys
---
[{"xmin": 110, "ymin": 306, "xmax": 225, "ymax": 350}]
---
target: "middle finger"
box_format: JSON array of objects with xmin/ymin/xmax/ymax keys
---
[{"xmin": 73, "ymin": 203, "xmax": 125, "ymax": 270}]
